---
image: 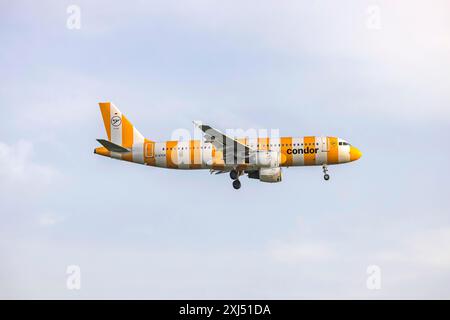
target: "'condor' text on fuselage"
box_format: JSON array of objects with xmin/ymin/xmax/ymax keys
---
[{"xmin": 286, "ymin": 147, "xmax": 319, "ymax": 155}]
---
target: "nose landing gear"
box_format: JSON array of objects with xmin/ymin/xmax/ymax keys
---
[
  {"xmin": 232, "ymin": 179, "xmax": 241, "ymax": 190},
  {"xmin": 323, "ymin": 164, "xmax": 330, "ymax": 181}
]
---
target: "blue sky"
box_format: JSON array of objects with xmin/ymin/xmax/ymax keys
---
[{"xmin": 1, "ymin": 0, "xmax": 450, "ymax": 299}]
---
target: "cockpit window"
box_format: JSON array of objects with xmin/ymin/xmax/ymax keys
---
[{"xmin": 339, "ymin": 142, "xmax": 350, "ymax": 146}]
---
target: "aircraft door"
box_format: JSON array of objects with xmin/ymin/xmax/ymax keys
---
[{"xmin": 144, "ymin": 142, "xmax": 154, "ymax": 158}]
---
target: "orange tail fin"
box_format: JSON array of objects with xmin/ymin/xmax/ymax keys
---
[{"xmin": 98, "ymin": 102, "xmax": 145, "ymax": 148}]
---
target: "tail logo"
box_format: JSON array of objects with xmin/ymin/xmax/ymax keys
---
[{"xmin": 111, "ymin": 116, "xmax": 122, "ymax": 127}]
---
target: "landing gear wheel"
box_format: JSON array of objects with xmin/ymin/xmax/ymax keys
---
[
  {"xmin": 322, "ymin": 164, "xmax": 330, "ymax": 181},
  {"xmin": 232, "ymin": 179, "xmax": 241, "ymax": 190},
  {"xmin": 230, "ymin": 170, "xmax": 238, "ymax": 180}
]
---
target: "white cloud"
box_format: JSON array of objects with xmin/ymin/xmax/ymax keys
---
[
  {"xmin": 377, "ymin": 227, "xmax": 450, "ymax": 269},
  {"xmin": 268, "ymin": 240, "xmax": 335, "ymax": 263},
  {"xmin": 0, "ymin": 140, "xmax": 59, "ymax": 192},
  {"xmin": 38, "ymin": 213, "xmax": 64, "ymax": 227}
]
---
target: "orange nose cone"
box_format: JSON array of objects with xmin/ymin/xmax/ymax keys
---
[{"xmin": 350, "ymin": 146, "xmax": 362, "ymax": 161}]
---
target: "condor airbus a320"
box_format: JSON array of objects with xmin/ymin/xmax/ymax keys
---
[{"xmin": 94, "ymin": 102, "xmax": 362, "ymax": 189}]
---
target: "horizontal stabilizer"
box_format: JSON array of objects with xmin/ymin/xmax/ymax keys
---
[{"xmin": 96, "ymin": 139, "xmax": 131, "ymax": 153}]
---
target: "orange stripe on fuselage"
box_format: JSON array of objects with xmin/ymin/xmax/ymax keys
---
[
  {"xmin": 166, "ymin": 141, "xmax": 178, "ymax": 168},
  {"xmin": 258, "ymin": 137, "xmax": 269, "ymax": 151},
  {"xmin": 303, "ymin": 136, "xmax": 316, "ymax": 165},
  {"xmin": 235, "ymin": 138, "xmax": 249, "ymax": 171},
  {"xmin": 327, "ymin": 137, "xmax": 339, "ymax": 164},
  {"xmin": 121, "ymin": 152, "xmax": 133, "ymax": 162},
  {"xmin": 212, "ymin": 146, "xmax": 225, "ymax": 170},
  {"xmin": 190, "ymin": 140, "xmax": 202, "ymax": 169},
  {"xmin": 280, "ymin": 137, "xmax": 293, "ymax": 166}
]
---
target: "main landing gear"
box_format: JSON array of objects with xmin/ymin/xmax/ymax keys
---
[
  {"xmin": 230, "ymin": 169, "xmax": 241, "ymax": 190},
  {"xmin": 322, "ymin": 164, "xmax": 330, "ymax": 181},
  {"xmin": 230, "ymin": 169, "xmax": 239, "ymax": 180}
]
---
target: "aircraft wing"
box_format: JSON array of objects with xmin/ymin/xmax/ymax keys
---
[{"xmin": 194, "ymin": 121, "xmax": 252, "ymax": 162}]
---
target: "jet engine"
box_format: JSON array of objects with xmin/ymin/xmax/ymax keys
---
[
  {"xmin": 249, "ymin": 150, "xmax": 279, "ymax": 168},
  {"xmin": 248, "ymin": 167, "xmax": 282, "ymax": 183}
]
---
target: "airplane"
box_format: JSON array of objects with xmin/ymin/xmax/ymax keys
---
[{"xmin": 94, "ymin": 102, "xmax": 362, "ymax": 189}]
